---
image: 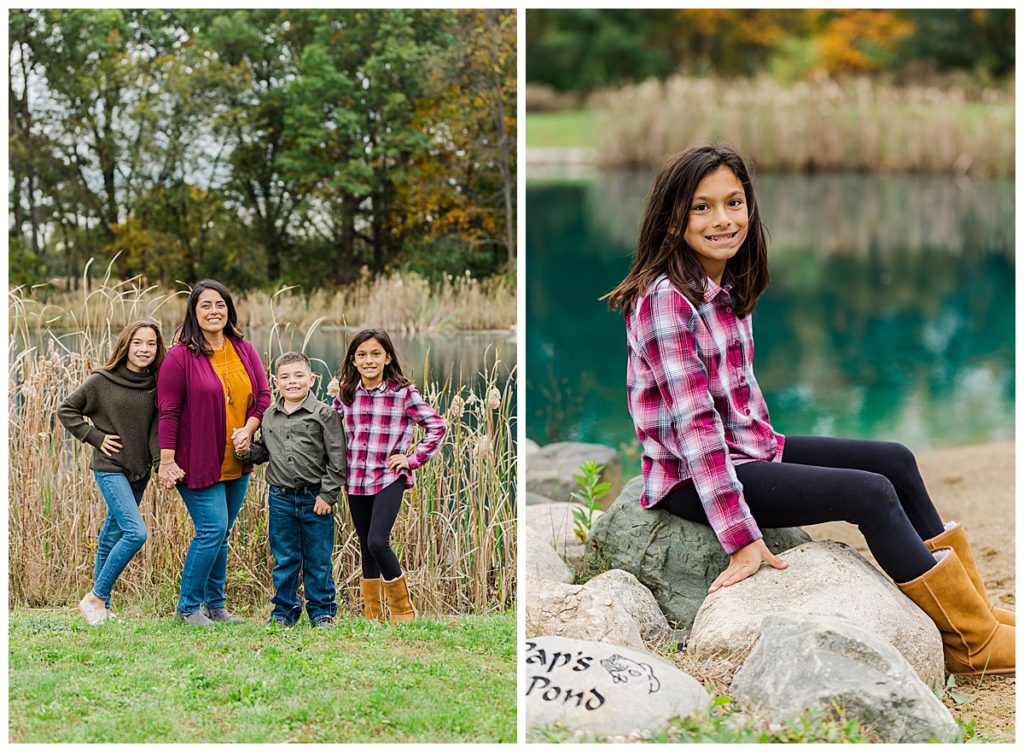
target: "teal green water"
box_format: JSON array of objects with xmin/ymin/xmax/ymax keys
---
[{"xmin": 526, "ymin": 172, "xmax": 1014, "ymax": 477}]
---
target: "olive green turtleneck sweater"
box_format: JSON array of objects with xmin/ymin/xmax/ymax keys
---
[{"xmin": 57, "ymin": 363, "xmax": 160, "ymax": 492}]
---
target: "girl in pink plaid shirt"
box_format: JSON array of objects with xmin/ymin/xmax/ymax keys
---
[
  {"xmin": 331, "ymin": 329, "xmax": 446, "ymax": 624},
  {"xmin": 602, "ymin": 145, "xmax": 1013, "ymax": 676}
]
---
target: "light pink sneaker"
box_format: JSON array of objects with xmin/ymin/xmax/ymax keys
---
[{"xmin": 78, "ymin": 593, "xmax": 108, "ymax": 625}]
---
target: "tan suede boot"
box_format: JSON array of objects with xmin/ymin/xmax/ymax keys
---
[
  {"xmin": 898, "ymin": 547, "xmax": 1015, "ymax": 676},
  {"xmin": 924, "ymin": 521, "xmax": 1015, "ymax": 626},
  {"xmin": 382, "ymin": 572, "xmax": 418, "ymax": 624},
  {"xmin": 360, "ymin": 577, "xmax": 386, "ymax": 623}
]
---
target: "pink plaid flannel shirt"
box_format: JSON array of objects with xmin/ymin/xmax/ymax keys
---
[
  {"xmin": 332, "ymin": 381, "xmax": 447, "ymax": 496},
  {"xmin": 625, "ymin": 274, "xmax": 785, "ymax": 554}
]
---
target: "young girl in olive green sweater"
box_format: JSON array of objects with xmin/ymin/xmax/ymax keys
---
[{"xmin": 57, "ymin": 319, "xmax": 167, "ymax": 624}]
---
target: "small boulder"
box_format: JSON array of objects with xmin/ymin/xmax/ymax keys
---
[
  {"xmin": 587, "ymin": 476, "xmax": 810, "ymax": 630},
  {"xmin": 584, "ymin": 569, "xmax": 672, "ymax": 650},
  {"xmin": 525, "ymin": 438, "xmax": 541, "ymax": 456},
  {"xmin": 526, "ymin": 441, "xmax": 623, "ymax": 505},
  {"xmin": 526, "ymin": 502, "xmax": 586, "ymax": 564},
  {"xmin": 688, "ymin": 540, "xmax": 944, "ymax": 689},
  {"xmin": 525, "ymin": 635, "xmax": 708, "ymax": 739},
  {"xmin": 526, "ymin": 579, "xmax": 644, "ymax": 649},
  {"xmin": 731, "ymin": 613, "xmax": 959, "ymax": 743},
  {"xmin": 526, "ymin": 536, "xmax": 574, "ymax": 584}
]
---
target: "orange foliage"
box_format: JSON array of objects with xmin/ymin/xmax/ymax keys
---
[{"xmin": 814, "ymin": 10, "xmax": 914, "ymax": 75}]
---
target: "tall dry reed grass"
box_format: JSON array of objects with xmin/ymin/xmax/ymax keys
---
[
  {"xmin": 597, "ymin": 75, "xmax": 1014, "ymax": 177},
  {"xmin": 11, "ymin": 261, "xmax": 515, "ymax": 337},
  {"xmin": 8, "ymin": 284, "xmax": 516, "ymax": 616}
]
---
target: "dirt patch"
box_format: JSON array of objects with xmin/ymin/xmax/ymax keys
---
[{"xmin": 803, "ymin": 440, "xmax": 1015, "ymax": 742}]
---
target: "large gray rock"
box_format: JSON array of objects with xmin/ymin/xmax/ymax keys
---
[
  {"xmin": 732, "ymin": 614, "xmax": 959, "ymax": 743},
  {"xmin": 584, "ymin": 569, "xmax": 672, "ymax": 649},
  {"xmin": 527, "ymin": 536, "xmax": 574, "ymax": 584},
  {"xmin": 526, "ymin": 441, "xmax": 623, "ymax": 505},
  {"xmin": 525, "ymin": 438, "xmax": 541, "ymax": 456},
  {"xmin": 525, "ymin": 636, "xmax": 708, "ymax": 739},
  {"xmin": 526, "ymin": 580, "xmax": 644, "ymax": 649},
  {"xmin": 688, "ymin": 541, "xmax": 944, "ymax": 689},
  {"xmin": 587, "ymin": 476, "xmax": 810, "ymax": 630},
  {"xmin": 526, "ymin": 502, "xmax": 586, "ymax": 564}
]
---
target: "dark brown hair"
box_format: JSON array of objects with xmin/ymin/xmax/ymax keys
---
[
  {"xmin": 275, "ymin": 351, "xmax": 311, "ymax": 374},
  {"xmin": 337, "ymin": 329, "xmax": 411, "ymax": 406},
  {"xmin": 176, "ymin": 279, "xmax": 244, "ymax": 354},
  {"xmin": 601, "ymin": 145, "xmax": 769, "ymax": 317},
  {"xmin": 100, "ymin": 318, "xmax": 167, "ymax": 374}
]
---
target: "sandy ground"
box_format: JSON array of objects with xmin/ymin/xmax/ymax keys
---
[{"xmin": 802, "ymin": 441, "xmax": 1015, "ymax": 742}]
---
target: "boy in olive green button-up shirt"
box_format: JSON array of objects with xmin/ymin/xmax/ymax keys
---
[{"xmin": 239, "ymin": 352, "xmax": 346, "ymax": 626}]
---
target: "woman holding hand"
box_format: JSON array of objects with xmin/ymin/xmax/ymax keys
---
[{"xmin": 157, "ymin": 279, "xmax": 270, "ymax": 626}]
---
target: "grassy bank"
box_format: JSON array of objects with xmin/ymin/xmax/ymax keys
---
[
  {"xmin": 8, "ymin": 609, "xmax": 515, "ymax": 743},
  {"xmin": 11, "ymin": 268, "xmax": 516, "ymax": 335},
  {"xmin": 9, "ymin": 283, "xmax": 516, "ymax": 616},
  {"xmin": 526, "ymin": 110, "xmax": 596, "ymax": 149}
]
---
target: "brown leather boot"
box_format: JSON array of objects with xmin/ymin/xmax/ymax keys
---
[
  {"xmin": 924, "ymin": 522, "xmax": 1015, "ymax": 626},
  {"xmin": 898, "ymin": 547, "xmax": 1015, "ymax": 676},
  {"xmin": 360, "ymin": 577, "xmax": 386, "ymax": 623},
  {"xmin": 382, "ymin": 572, "xmax": 418, "ymax": 624}
]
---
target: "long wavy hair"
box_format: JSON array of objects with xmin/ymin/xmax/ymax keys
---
[
  {"xmin": 176, "ymin": 279, "xmax": 244, "ymax": 354},
  {"xmin": 100, "ymin": 319, "xmax": 167, "ymax": 375},
  {"xmin": 601, "ymin": 144, "xmax": 770, "ymax": 317},
  {"xmin": 337, "ymin": 329, "xmax": 411, "ymax": 406}
]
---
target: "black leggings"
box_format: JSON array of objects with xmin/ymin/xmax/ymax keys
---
[
  {"xmin": 348, "ymin": 477, "xmax": 406, "ymax": 581},
  {"xmin": 659, "ymin": 436, "xmax": 946, "ymax": 583}
]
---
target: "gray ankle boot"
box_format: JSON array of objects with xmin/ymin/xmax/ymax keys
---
[
  {"xmin": 202, "ymin": 605, "xmax": 244, "ymax": 624},
  {"xmin": 177, "ymin": 609, "xmax": 214, "ymax": 627}
]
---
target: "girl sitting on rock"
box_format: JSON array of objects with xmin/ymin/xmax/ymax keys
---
[{"xmin": 601, "ymin": 144, "xmax": 1013, "ymax": 676}]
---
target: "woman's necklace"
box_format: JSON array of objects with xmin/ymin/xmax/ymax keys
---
[{"xmin": 213, "ymin": 343, "xmax": 232, "ymax": 404}]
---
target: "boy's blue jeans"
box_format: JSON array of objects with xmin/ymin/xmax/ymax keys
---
[
  {"xmin": 92, "ymin": 471, "xmax": 148, "ymax": 608},
  {"xmin": 176, "ymin": 474, "xmax": 249, "ymax": 614},
  {"xmin": 268, "ymin": 484, "xmax": 337, "ymax": 624}
]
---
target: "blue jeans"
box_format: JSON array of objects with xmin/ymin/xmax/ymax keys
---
[
  {"xmin": 268, "ymin": 485, "xmax": 337, "ymax": 624},
  {"xmin": 176, "ymin": 475, "xmax": 249, "ymax": 613},
  {"xmin": 92, "ymin": 471, "xmax": 148, "ymax": 608}
]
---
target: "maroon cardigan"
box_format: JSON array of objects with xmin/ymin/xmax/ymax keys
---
[{"xmin": 157, "ymin": 337, "xmax": 271, "ymax": 489}]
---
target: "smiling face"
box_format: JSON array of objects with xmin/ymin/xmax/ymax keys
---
[
  {"xmin": 274, "ymin": 361, "xmax": 315, "ymax": 404},
  {"xmin": 682, "ymin": 165, "xmax": 750, "ymax": 284},
  {"xmin": 195, "ymin": 288, "xmax": 228, "ymax": 336},
  {"xmin": 352, "ymin": 337, "xmax": 392, "ymax": 388},
  {"xmin": 125, "ymin": 326, "xmax": 159, "ymax": 372}
]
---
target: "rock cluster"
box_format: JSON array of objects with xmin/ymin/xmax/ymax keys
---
[{"xmin": 524, "ymin": 439, "xmax": 956, "ymax": 742}]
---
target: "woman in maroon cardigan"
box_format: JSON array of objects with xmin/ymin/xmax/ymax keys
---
[{"xmin": 157, "ymin": 279, "xmax": 271, "ymax": 626}]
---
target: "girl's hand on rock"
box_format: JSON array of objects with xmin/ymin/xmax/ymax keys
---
[{"xmin": 708, "ymin": 539, "xmax": 788, "ymax": 593}]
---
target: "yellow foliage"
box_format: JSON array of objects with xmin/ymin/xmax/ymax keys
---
[{"xmin": 815, "ymin": 10, "xmax": 914, "ymax": 75}]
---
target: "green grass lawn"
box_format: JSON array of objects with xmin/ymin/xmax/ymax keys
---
[
  {"xmin": 526, "ymin": 110, "xmax": 596, "ymax": 149},
  {"xmin": 8, "ymin": 609, "xmax": 515, "ymax": 743}
]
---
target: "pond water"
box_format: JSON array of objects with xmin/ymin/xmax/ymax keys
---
[
  {"xmin": 527, "ymin": 171, "xmax": 1014, "ymax": 477},
  {"xmin": 20, "ymin": 327, "xmax": 517, "ymax": 407}
]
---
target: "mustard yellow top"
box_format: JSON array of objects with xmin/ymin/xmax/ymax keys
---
[{"xmin": 209, "ymin": 337, "xmax": 254, "ymax": 481}]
